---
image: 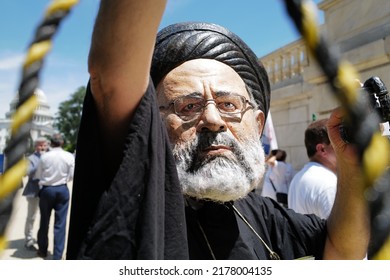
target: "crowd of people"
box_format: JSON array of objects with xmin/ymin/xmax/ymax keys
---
[
  {"xmin": 17, "ymin": 0, "xmax": 388, "ymax": 261},
  {"xmin": 21, "ymin": 133, "xmax": 74, "ymax": 260}
]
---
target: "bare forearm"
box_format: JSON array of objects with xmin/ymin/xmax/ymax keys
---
[
  {"xmin": 324, "ymin": 108, "xmax": 370, "ymax": 259},
  {"xmin": 89, "ymin": 0, "xmax": 166, "ymax": 108},
  {"xmin": 88, "ymin": 0, "xmax": 167, "ymax": 168},
  {"xmin": 325, "ymin": 172, "xmax": 369, "ymax": 259},
  {"xmin": 89, "ymin": 0, "xmax": 166, "ymax": 138}
]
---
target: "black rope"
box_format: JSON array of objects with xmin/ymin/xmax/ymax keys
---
[
  {"xmin": 0, "ymin": 0, "xmax": 79, "ymax": 253},
  {"xmin": 283, "ymin": 0, "xmax": 390, "ymax": 259}
]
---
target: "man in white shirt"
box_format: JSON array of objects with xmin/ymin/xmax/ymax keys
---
[
  {"xmin": 35, "ymin": 133, "xmax": 74, "ymax": 259},
  {"xmin": 288, "ymin": 119, "xmax": 337, "ymax": 219}
]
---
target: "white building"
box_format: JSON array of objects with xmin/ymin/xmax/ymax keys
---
[
  {"xmin": 0, "ymin": 88, "xmax": 55, "ymax": 153},
  {"xmin": 260, "ymin": 0, "xmax": 390, "ymax": 170}
]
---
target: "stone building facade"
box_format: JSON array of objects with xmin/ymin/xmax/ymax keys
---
[{"xmin": 260, "ymin": 0, "xmax": 390, "ymax": 170}]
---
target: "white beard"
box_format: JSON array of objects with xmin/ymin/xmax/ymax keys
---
[{"xmin": 172, "ymin": 132, "xmax": 266, "ymax": 202}]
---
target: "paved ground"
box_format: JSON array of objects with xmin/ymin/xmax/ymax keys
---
[{"xmin": 0, "ymin": 179, "xmax": 72, "ymax": 260}]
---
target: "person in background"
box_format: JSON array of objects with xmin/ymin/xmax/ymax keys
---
[
  {"xmin": 35, "ymin": 133, "xmax": 74, "ymax": 260},
  {"xmin": 261, "ymin": 149, "xmax": 295, "ymax": 207},
  {"xmin": 288, "ymin": 119, "xmax": 337, "ymax": 219},
  {"xmin": 22, "ymin": 137, "xmax": 48, "ymax": 250}
]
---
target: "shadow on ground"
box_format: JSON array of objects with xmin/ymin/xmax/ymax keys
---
[{"xmin": 5, "ymin": 238, "xmax": 52, "ymax": 260}]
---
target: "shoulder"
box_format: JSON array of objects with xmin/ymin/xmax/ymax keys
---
[
  {"xmin": 28, "ymin": 153, "xmax": 36, "ymax": 159},
  {"xmin": 61, "ymin": 150, "xmax": 75, "ymax": 161},
  {"xmin": 237, "ymin": 192, "xmax": 285, "ymax": 218},
  {"xmin": 293, "ymin": 163, "xmax": 328, "ymax": 182},
  {"xmin": 286, "ymin": 163, "xmax": 296, "ymax": 173},
  {"xmin": 39, "ymin": 151, "xmax": 50, "ymax": 160},
  {"xmin": 239, "ymin": 192, "xmax": 325, "ymax": 231},
  {"xmin": 28, "ymin": 153, "xmax": 39, "ymax": 162},
  {"xmin": 306, "ymin": 164, "xmax": 336, "ymax": 186}
]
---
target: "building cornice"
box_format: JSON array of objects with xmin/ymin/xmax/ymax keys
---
[{"xmin": 318, "ymin": 0, "xmax": 343, "ymax": 11}]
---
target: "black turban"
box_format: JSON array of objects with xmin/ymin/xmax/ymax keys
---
[{"xmin": 151, "ymin": 22, "xmax": 271, "ymax": 119}]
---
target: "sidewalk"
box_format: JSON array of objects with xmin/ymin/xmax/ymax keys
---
[{"xmin": 0, "ymin": 180, "xmax": 72, "ymax": 260}]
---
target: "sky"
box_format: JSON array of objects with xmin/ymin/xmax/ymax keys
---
[{"xmin": 0, "ymin": 0, "xmax": 322, "ymax": 118}]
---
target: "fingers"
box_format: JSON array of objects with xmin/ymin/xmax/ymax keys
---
[
  {"xmin": 327, "ymin": 107, "xmax": 345, "ymax": 150},
  {"xmin": 328, "ymin": 107, "xmax": 360, "ymax": 166}
]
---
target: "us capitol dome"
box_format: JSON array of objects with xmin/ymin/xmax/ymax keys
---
[{"xmin": 0, "ymin": 89, "xmax": 55, "ymax": 154}]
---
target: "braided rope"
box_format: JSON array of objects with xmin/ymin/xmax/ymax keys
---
[
  {"xmin": 283, "ymin": 0, "xmax": 390, "ymax": 259},
  {"xmin": 0, "ymin": 0, "xmax": 79, "ymax": 253},
  {"xmin": 0, "ymin": 0, "xmax": 388, "ymax": 260}
]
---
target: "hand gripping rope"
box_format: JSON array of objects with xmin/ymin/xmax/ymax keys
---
[
  {"xmin": 283, "ymin": 0, "xmax": 390, "ymax": 259},
  {"xmin": 0, "ymin": 0, "xmax": 79, "ymax": 254}
]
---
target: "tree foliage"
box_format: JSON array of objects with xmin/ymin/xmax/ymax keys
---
[{"xmin": 54, "ymin": 86, "xmax": 86, "ymax": 152}]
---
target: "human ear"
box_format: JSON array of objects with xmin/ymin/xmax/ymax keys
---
[
  {"xmin": 316, "ymin": 143, "xmax": 325, "ymax": 154},
  {"xmin": 255, "ymin": 110, "xmax": 265, "ymax": 137}
]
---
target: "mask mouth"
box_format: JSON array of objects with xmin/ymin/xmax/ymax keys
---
[
  {"xmin": 202, "ymin": 144, "xmax": 232, "ymax": 153},
  {"xmin": 197, "ymin": 133, "xmax": 235, "ymax": 151},
  {"xmin": 188, "ymin": 132, "xmax": 242, "ymax": 172}
]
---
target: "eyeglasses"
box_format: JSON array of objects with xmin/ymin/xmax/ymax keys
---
[{"xmin": 162, "ymin": 94, "xmax": 257, "ymax": 121}]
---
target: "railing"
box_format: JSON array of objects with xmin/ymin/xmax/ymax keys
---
[{"xmin": 260, "ymin": 40, "xmax": 308, "ymax": 84}]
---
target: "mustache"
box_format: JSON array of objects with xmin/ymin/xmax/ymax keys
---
[{"xmin": 186, "ymin": 132, "xmax": 246, "ymax": 172}]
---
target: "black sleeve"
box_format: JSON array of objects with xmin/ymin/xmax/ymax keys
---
[{"xmin": 66, "ymin": 80, "xmax": 188, "ymax": 260}]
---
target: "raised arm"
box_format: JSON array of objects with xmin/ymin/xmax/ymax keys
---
[
  {"xmin": 324, "ymin": 108, "xmax": 370, "ymax": 259},
  {"xmin": 88, "ymin": 0, "xmax": 167, "ymax": 165}
]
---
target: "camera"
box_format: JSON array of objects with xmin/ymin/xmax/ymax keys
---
[
  {"xmin": 340, "ymin": 76, "xmax": 390, "ymax": 143},
  {"xmin": 363, "ymin": 76, "xmax": 390, "ymax": 123}
]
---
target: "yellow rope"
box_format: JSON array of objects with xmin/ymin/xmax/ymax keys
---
[
  {"xmin": 46, "ymin": 0, "xmax": 79, "ymax": 16},
  {"xmin": 0, "ymin": 160, "xmax": 28, "ymax": 200},
  {"xmin": 284, "ymin": 0, "xmax": 390, "ymax": 259},
  {"xmin": 10, "ymin": 95, "xmax": 38, "ymax": 135},
  {"xmin": 0, "ymin": 0, "xmax": 79, "ymax": 254},
  {"xmin": 373, "ymin": 235, "xmax": 390, "ymax": 260},
  {"xmin": 0, "ymin": 236, "xmax": 8, "ymax": 252},
  {"xmin": 295, "ymin": 0, "xmax": 390, "ymax": 196},
  {"xmin": 336, "ymin": 62, "xmax": 359, "ymax": 106},
  {"xmin": 23, "ymin": 41, "xmax": 52, "ymax": 68},
  {"xmin": 362, "ymin": 133, "xmax": 390, "ymax": 187},
  {"xmin": 1, "ymin": 0, "xmax": 388, "ymax": 261},
  {"xmin": 300, "ymin": 0, "xmax": 319, "ymax": 51}
]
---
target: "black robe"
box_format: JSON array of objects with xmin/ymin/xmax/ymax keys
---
[
  {"xmin": 66, "ymin": 80, "xmax": 327, "ymax": 260},
  {"xmin": 66, "ymin": 81, "xmax": 189, "ymax": 259},
  {"xmin": 186, "ymin": 193, "xmax": 326, "ymax": 260}
]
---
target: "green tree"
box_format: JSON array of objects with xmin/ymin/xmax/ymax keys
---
[{"xmin": 54, "ymin": 86, "xmax": 86, "ymax": 152}]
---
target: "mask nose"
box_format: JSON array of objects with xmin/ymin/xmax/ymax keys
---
[{"xmin": 197, "ymin": 102, "xmax": 226, "ymax": 133}]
